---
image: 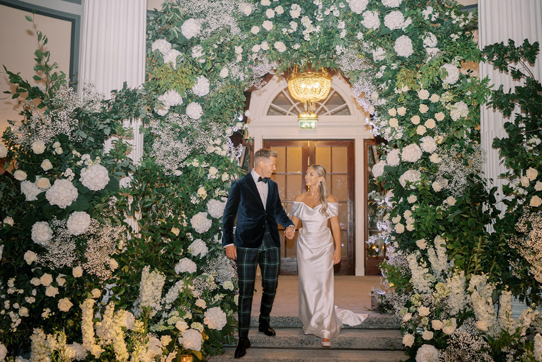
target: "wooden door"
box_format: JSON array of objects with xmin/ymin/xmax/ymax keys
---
[{"xmin": 263, "ymin": 140, "xmax": 355, "ymax": 275}]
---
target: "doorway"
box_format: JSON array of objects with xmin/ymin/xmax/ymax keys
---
[{"xmin": 264, "ymin": 139, "xmax": 355, "ymax": 275}]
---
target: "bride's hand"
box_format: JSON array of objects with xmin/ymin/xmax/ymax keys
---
[{"xmin": 332, "ymin": 249, "xmax": 341, "ymax": 265}]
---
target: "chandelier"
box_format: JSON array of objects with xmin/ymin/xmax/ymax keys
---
[{"xmin": 286, "ymin": 66, "xmax": 332, "ymax": 129}]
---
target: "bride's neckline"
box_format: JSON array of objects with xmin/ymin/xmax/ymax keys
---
[{"xmin": 294, "ymin": 201, "xmax": 338, "ymax": 210}]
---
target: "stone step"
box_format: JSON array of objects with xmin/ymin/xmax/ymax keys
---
[
  {"xmin": 226, "ymin": 328, "xmax": 403, "ymax": 350},
  {"xmin": 249, "ymin": 312, "xmax": 400, "ymax": 329},
  {"xmin": 210, "ymin": 348, "xmax": 407, "ymax": 361}
]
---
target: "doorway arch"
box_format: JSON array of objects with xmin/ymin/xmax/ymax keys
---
[{"xmin": 247, "ymin": 73, "xmax": 374, "ymax": 276}]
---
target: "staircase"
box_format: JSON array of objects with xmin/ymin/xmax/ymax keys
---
[{"xmin": 209, "ymin": 312, "xmax": 406, "ymax": 362}]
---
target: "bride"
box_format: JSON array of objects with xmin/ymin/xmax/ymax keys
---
[{"xmin": 288, "ymin": 164, "xmax": 343, "ymax": 347}]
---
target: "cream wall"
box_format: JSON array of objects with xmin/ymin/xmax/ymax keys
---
[{"xmin": 0, "ymin": 1, "xmax": 77, "ymax": 134}]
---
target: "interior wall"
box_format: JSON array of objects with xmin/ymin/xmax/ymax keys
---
[{"xmin": 0, "ymin": 0, "xmax": 82, "ymax": 134}]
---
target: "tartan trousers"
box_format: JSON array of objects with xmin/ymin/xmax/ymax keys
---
[{"xmin": 236, "ymin": 232, "xmax": 280, "ymax": 338}]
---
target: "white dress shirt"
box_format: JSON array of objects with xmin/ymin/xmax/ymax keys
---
[{"xmin": 251, "ymin": 169, "xmax": 268, "ymax": 209}]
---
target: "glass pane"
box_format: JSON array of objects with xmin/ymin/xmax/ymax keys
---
[
  {"xmin": 368, "ymin": 200, "xmax": 381, "ymax": 229},
  {"xmin": 338, "ymin": 202, "xmax": 348, "ymax": 230},
  {"xmin": 332, "ymin": 175, "xmax": 348, "ymax": 201},
  {"xmin": 340, "ymin": 230, "xmax": 348, "ymax": 258},
  {"xmin": 287, "ymin": 175, "xmax": 303, "ymax": 201},
  {"xmin": 332, "ymin": 147, "xmax": 347, "ymax": 173},
  {"xmin": 273, "ymin": 174, "xmax": 285, "ymax": 200},
  {"xmin": 286, "ymin": 147, "xmax": 303, "ymax": 173},
  {"xmin": 267, "ymin": 105, "xmax": 288, "ymax": 116},
  {"xmin": 315, "ymin": 146, "xmax": 331, "ymax": 172},
  {"xmin": 272, "ymin": 147, "xmax": 286, "ymax": 173}
]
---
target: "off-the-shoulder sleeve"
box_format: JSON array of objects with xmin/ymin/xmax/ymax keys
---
[
  {"xmin": 291, "ymin": 201, "xmax": 302, "ymax": 218},
  {"xmin": 327, "ymin": 202, "xmax": 339, "ymax": 218}
]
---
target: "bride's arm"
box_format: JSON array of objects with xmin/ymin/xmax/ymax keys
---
[{"xmin": 327, "ymin": 195, "xmax": 341, "ymax": 265}]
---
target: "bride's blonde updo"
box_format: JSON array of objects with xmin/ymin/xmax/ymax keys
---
[{"xmin": 308, "ymin": 164, "xmax": 330, "ymax": 217}]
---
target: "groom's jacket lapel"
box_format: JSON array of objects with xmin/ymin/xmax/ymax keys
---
[{"xmin": 245, "ymin": 173, "xmax": 265, "ymax": 210}]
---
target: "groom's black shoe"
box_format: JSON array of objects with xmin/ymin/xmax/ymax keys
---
[
  {"xmin": 234, "ymin": 337, "xmax": 251, "ymax": 358},
  {"xmin": 258, "ymin": 323, "xmax": 276, "ymax": 336}
]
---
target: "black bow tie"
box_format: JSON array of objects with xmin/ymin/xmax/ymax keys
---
[{"xmin": 258, "ymin": 177, "xmax": 269, "ymax": 184}]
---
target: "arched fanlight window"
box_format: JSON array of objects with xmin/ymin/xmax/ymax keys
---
[{"xmin": 267, "ymin": 87, "xmax": 351, "ymax": 116}]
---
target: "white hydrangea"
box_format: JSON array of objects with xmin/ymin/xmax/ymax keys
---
[
  {"xmin": 361, "ymin": 11, "xmax": 380, "ymax": 30},
  {"xmin": 382, "ymin": 0, "xmax": 402, "ymax": 7},
  {"xmin": 347, "ymin": 0, "xmax": 368, "ymax": 14},
  {"xmin": 220, "ymin": 67, "xmax": 229, "ymax": 78},
  {"xmin": 80, "ymin": 164, "xmax": 110, "ymax": 191},
  {"xmin": 399, "ymin": 170, "xmax": 421, "ymax": 189},
  {"xmin": 0, "ymin": 143, "xmax": 7, "ymax": 158},
  {"xmin": 384, "ymin": 11, "xmax": 405, "ymax": 30},
  {"xmin": 274, "ymin": 41, "xmax": 287, "ymax": 52},
  {"xmin": 152, "ymin": 39, "xmax": 172, "ymax": 55},
  {"xmin": 31, "ymin": 221, "xmax": 53, "ymax": 246},
  {"xmin": 423, "ymin": 33, "xmax": 437, "ymax": 48},
  {"xmin": 159, "ymin": 90, "xmax": 183, "ymax": 108},
  {"xmin": 372, "ymin": 160, "xmax": 386, "ymax": 178},
  {"xmin": 31, "ymin": 140, "xmax": 46, "ymax": 154},
  {"xmin": 450, "ymin": 101, "xmax": 469, "ymax": 121},
  {"xmin": 372, "ymin": 47, "xmax": 386, "ymax": 62},
  {"xmin": 204, "ymin": 307, "xmax": 227, "ymax": 330},
  {"xmin": 190, "ymin": 212, "xmax": 212, "ymax": 233},
  {"xmin": 441, "ymin": 64, "xmax": 460, "ymax": 85},
  {"xmin": 188, "ymin": 239, "xmax": 208, "ymax": 258},
  {"xmin": 67, "ymin": 211, "xmax": 92, "ymax": 236},
  {"xmin": 386, "ymin": 149, "xmax": 401, "ymax": 167},
  {"xmin": 21, "ymin": 181, "xmax": 42, "ymax": 201},
  {"xmin": 181, "ymin": 18, "xmax": 201, "ymax": 39},
  {"xmin": 46, "ymin": 179, "xmax": 78, "ymax": 209},
  {"xmin": 402, "ymin": 144, "xmax": 422, "ymax": 163},
  {"xmin": 394, "ymin": 35, "xmax": 413, "ymax": 57},
  {"xmin": 420, "ymin": 136, "xmax": 437, "ymax": 154},
  {"xmin": 178, "ymin": 329, "xmax": 202, "ymax": 351},
  {"xmin": 192, "ymin": 76, "xmax": 210, "ymax": 97},
  {"xmin": 207, "ymin": 199, "xmax": 226, "ymax": 218},
  {"xmin": 186, "ymin": 102, "xmax": 203, "ymax": 120},
  {"xmin": 416, "ymin": 344, "xmax": 439, "ymax": 361},
  {"xmin": 175, "ymin": 258, "xmax": 198, "ymax": 274},
  {"xmin": 163, "ymin": 49, "xmax": 183, "ymax": 68}
]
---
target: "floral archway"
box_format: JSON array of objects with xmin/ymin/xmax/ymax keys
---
[{"xmin": 1, "ymin": 0, "xmax": 541, "ymax": 360}]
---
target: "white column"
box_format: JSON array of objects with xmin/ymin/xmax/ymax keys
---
[
  {"xmin": 79, "ymin": 0, "xmax": 147, "ymax": 231},
  {"xmin": 479, "ymin": 0, "xmax": 542, "ymax": 210},
  {"xmin": 79, "ymin": 0, "xmax": 146, "ymax": 165}
]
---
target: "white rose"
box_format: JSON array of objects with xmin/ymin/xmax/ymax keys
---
[
  {"xmin": 535, "ymin": 181, "xmax": 542, "ymax": 191},
  {"xmin": 402, "ymin": 313, "xmax": 412, "ymax": 322},
  {"xmin": 429, "ymin": 154, "xmax": 442, "ymax": 163},
  {"xmin": 389, "ymin": 118, "xmax": 399, "ymax": 128},
  {"xmin": 45, "ymin": 285, "xmax": 59, "ymax": 297},
  {"xmin": 416, "ymin": 125, "xmax": 427, "ymax": 135},
  {"xmin": 72, "ymin": 266, "xmax": 83, "ymax": 278},
  {"xmin": 475, "ymin": 320, "xmax": 488, "ymax": 331},
  {"xmin": 394, "ymin": 223, "xmax": 405, "ymax": 233},
  {"xmin": 397, "ymin": 107, "xmax": 407, "ymax": 116},
  {"xmin": 402, "ymin": 333, "xmax": 415, "ymax": 347},
  {"xmin": 407, "ymin": 195, "xmax": 417, "ymax": 203},
  {"xmin": 32, "ymin": 221, "xmax": 53, "ymax": 246},
  {"xmin": 531, "ymin": 196, "xmax": 542, "ymax": 207},
  {"xmin": 425, "ymin": 119, "xmax": 436, "ymax": 129},
  {"xmin": 446, "ymin": 196, "xmax": 456, "ymax": 206},
  {"xmin": 411, "ymin": 115, "xmax": 420, "ymax": 125},
  {"xmin": 418, "ymin": 306, "xmax": 430, "ymax": 316},
  {"xmin": 435, "ymin": 112, "xmax": 445, "ymax": 121},
  {"xmin": 432, "ymin": 320, "xmax": 443, "ymax": 330},
  {"xmin": 91, "ymin": 288, "xmax": 101, "ymax": 299},
  {"xmin": 31, "ymin": 140, "xmax": 46, "ymax": 154},
  {"xmin": 263, "ymin": 20, "xmax": 274, "ymax": 31},
  {"xmin": 521, "ymin": 176, "xmax": 530, "ymax": 187},
  {"xmin": 418, "ymin": 89, "xmax": 430, "ymax": 100},
  {"xmin": 251, "ymin": 26, "xmax": 260, "ymax": 35},
  {"xmin": 261, "ymin": 0, "xmax": 271, "ymax": 5},
  {"xmin": 14, "ymin": 170, "xmax": 27, "ymax": 181},
  {"xmin": 430, "ymin": 94, "xmax": 440, "ymax": 103},
  {"xmin": 419, "ymin": 104, "xmax": 429, "ymax": 114},
  {"xmin": 3, "ymin": 216, "xmax": 14, "ymax": 226},
  {"xmin": 176, "ymin": 320, "xmax": 189, "ymax": 333},
  {"xmin": 275, "ymin": 5, "xmax": 284, "ymax": 14},
  {"xmin": 243, "ymin": 5, "xmax": 252, "ymax": 16},
  {"xmin": 261, "ymin": 41, "xmax": 269, "ymax": 50},
  {"xmin": 58, "ymin": 298, "xmax": 73, "ymax": 312},
  {"xmin": 35, "ymin": 177, "xmax": 51, "ymax": 190},
  {"xmin": 252, "ymin": 44, "xmax": 261, "ymax": 53},
  {"xmin": 422, "ymin": 330, "xmax": 434, "ymax": 340},
  {"xmin": 416, "ymin": 239, "xmax": 427, "ymax": 250},
  {"xmin": 266, "ymin": 9, "xmax": 275, "ymax": 18},
  {"xmin": 56, "ymin": 275, "xmax": 66, "ymax": 286},
  {"xmin": 526, "ymin": 167, "xmax": 538, "ymax": 181},
  {"xmin": 40, "ymin": 273, "xmax": 53, "ymax": 287},
  {"xmin": 195, "ymin": 299, "xmax": 207, "ymax": 309},
  {"xmin": 24, "ymin": 250, "xmax": 38, "ymax": 265}
]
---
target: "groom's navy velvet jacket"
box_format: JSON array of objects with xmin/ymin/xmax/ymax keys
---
[{"xmin": 222, "ymin": 173, "xmax": 293, "ymax": 248}]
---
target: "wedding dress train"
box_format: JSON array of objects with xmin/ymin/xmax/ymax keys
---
[{"xmin": 292, "ymin": 202, "xmax": 367, "ymax": 339}]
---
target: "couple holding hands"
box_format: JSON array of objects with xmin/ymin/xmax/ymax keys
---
[{"xmin": 223, "ymin": 148, "xmax": 360, "ymax": 359}]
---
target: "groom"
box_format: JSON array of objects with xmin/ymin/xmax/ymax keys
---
[{"xmin": 223, "ymin": 148, "xmax": 295, "ymax": 358}]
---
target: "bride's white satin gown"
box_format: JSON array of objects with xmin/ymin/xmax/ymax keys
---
[{"xmin": 292, "ymin": 201, "xmax": 367, "ymax": 339}]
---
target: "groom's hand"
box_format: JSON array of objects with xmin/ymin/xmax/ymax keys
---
[
  {"xmin": 225, "ymin": 245, "xmax": 237, "ymax": 260},
  {"xmin": 284, "ymin": 225, "xmax": 295, "ymax": 239}
]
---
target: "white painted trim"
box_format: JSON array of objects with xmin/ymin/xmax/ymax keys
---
[{"xmin": 247, "ymin": 74, "xmax": 374, "ymax": 276}]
